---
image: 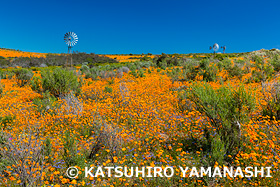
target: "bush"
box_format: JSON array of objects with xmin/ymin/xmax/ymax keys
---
[
  {"xmin": 0, "ymin": 130, "xmax": 44, "ymax": 186},
  {"xmin": 104, "ymin": 86, "xmax": 113, "ymax": 93},
  {"xmin": 40, "ymin": 68, "xmax": 82, "ymax": 97},
  {"xmin": 0, "ymin": 84, "xmax": 3, "ymax": 97},
  {"xmin": 117, "ymin": 68, "xmax": 123, "ymax": 78},
  {"xmin": 79, "ymin": 63, "xmax": 90, "ymax": 74},
  {"xmin": 99, "ymin": 71, "xmax": 116, "ymax": 80},
  {"xmin": 32, "ymin": 91, "xmax": 58, "ymax": 115},
  {"xmin": 14, "ymin": 68, "xmax": 34, "ymax": 87},
  {"xmin": 198, "ymin": 60, "xmax": 218, "ymax": 82},
  {"xmin": 128, "ymin": 63, "xmax": 137, "ymax": 71},
  {"xmin": 62, "ymin": 131, "xmax": 84, "ymax": 167},
  {"xmin": 261, "ymin": 82, "xmax": 280, "ymax": 120},
  {"xmin": 120, "ymin": 66, "xmax": 130, "ymax": 73},
  {"xmin": 0, "ymin": 70, "xmax": 15, "ymax": 79},
  {"xmin": 270, "ymin": 55, "xmax": 280, "ymax": 72},
  {"xmin": 184, "ymin": 83, "xmax": 255, "ymax": 165},
  {"xmin": 227, "ymin": 64, "xmax": 245, "ymax": 78},
  {"xmin": 217, "ymin": 58, "xmax": 231, "ymax": 70},
  {"xmin": 182, "ymin": 60, "xmax": 199, "ymax": 81}
]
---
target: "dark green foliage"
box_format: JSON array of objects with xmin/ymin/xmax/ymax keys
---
[
  {"xmin": 140, "ymin": 56, "xmax": 152, "ymax": 61},
  {"xmin": 0, "ymin": 57, "xmax": 10, "ymax": 68},
  {"xmin": 62, "ymin": 131, "xmax": 84, "ymax": 167},
  {"xmin": 270, "ymin": 55, "xmax": 280, "ymax": 72},
  {"xmin": 13, "ymin": 68, "xmax": 34, "ymax": 87},
  {"xmin": 128, "ymin": 63, "xmax": 137, "ymax": 71},
  {"xmin": 0, "ymin": 70, "xmax": 15, "ymax": 79},
  {"xmin": 32, "ymin": 91, "xmax": 59, "ymax": 115},
  {"xmin": 153, "ymin": 54, "xmax": 183, "ymax": 68},
  {"xmin": 104, "ymin": 86, "xmax": 113, "ymax": 93},
  {"xmin": 214, "ymin": 53, "xmax": 229, "ymax": 61},
  {"xmin": 43, "ymin": 138, "xmax": 53, "ymax": 164},
  {"xmin": 0, "ymin": 115, "xmax": 15, "ymax": 130},
  {"xmin": 168, "ymin": 67, "xmax": 181, "ymax": 82},
  {"xmin": 261, "ymin": 82, "xmax": 280, "ymax": 120},
  {"xmin": 250, "ymin": 56, "xmax": 274, "ymax": 82},
  {"xmin": 30, "ymin": 76, "xmax": 41, "ymax": 93},
  {"xmin": 182, "ymin": 60, "xmax": 199, "ymax": 81},
  {"xmin": 138, "ymin": 69, "xmax": 145, "ymax": 77},
  {"xmin": 40, "ymin": 68, "xmax": 82, "ymax": 97},
  {"xmin": 79, "ymin": 63, "xmax": 90, "ymax": 74},
  {"xmin": 198, "ymin": 59, "xmax": 218, "ymax": 82},
  {"xmin": 130, "ymin": 69, "xmax": 145, "ymax": 78},
  {"xmin": 184, "ymin": 83, "xmax": 255, "ymax": 165},
  {"xmin": 0, "ymin": 85, "xmax": 2, "ymax": 96},
  {"xmin": 218, "ymin": 58, "xmax": 231, "ymax": 70},
  {"xmin": 85, "ymin": 67, "xmax": 100, "ymax": 80},
  {"xmin": 227, "ymin": 64, "xmax": 245, "ymax": 78}
]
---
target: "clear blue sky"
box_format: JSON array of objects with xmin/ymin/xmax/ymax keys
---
[{"xmin": 0, "ymin": 0, "xmax": 279, "ymax": 54}]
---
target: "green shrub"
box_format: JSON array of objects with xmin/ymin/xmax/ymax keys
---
[
  {"xmin": 198, "ymin": 60, "xmax": 218, "ymax": 82},
  {"xmin": 184, "ymin": 83, "xmax": 255, "ymax": 164},
  {"xmin": 40, "ymin": 68, "xmax": 82, "ymax": 97},
  {"xmin": 0, "ymin": 70, "xmax": 13, "ymax": 79},
  {"xmin": 270, "ymin": 55, "xmax": 280, "ymax": 72},
  {"xmin": 32, "ymin": 91, "xmax": 59, "ymax": 115},
  {"xmin": 0, "ymin": 115, "xmax": 15, "ymax": 130},
  {"xmin": 261, "ymin": 82, "xmax": 280, "ymax": 120},
  {"xmin": 168, "ymin": 67, "xmax": 181, "ymax": 82},
  {"xmin": 14, "ymin": 68, "xmax": 34, "ymax": 87},
  {"xmin": 0, "ymin": 84, "xmax": 3, "ymax": 96},
  {"xmin": 138, "ymin": 69, "xmax": 145, "ymax": 77},
  {"xmin": 30, "ymin": 76, "xmax": 41, "ymax": 93},
  {"xmin": 128, "ymin": 63, "xmax": 137, "ymax": 71},
  {"xmin": 210, "ymin": 135, "xmax": 226, "ymax": 166},
  {"xmin": 104, "ymin": 86, "xmax": 113, "ymax": 93},
  {"xmin": 79, "ymin": 63, "xmax": 90, "ymax": 74},
  {"xmin": 130, "ymin": 70, "xmax": 138, "ymax": 78},
  {"xmin": 182, "ymin": 61, "xmax": 199, "ymax": 81},
  {"xmin": 62, "ymin": 131, "xmax": 84, "ymax": 167},
  {"xmin": 43, "ymin": 138, "xmax": 53, "ymax": 164},
  {"xmin": 227, "ymin": 64, "xmax": 245, "ymax": 78},
  {"xmin": 217, "ymin": 58, "xmax": 231, "ymax": 70}
]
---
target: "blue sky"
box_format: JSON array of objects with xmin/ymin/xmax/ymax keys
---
[{"xmin": 0, "ymin": 0, "xmax": 279, "ymax": 54}]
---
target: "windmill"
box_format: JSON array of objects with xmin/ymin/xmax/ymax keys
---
[
  {"xmin": 209, "ymin": 43, "xmax": 219, "ymax": 55},
  {"xmin": 221, "ymin": 46, "xmax": 226, "ymax": 54},
  {"xmin": 64, "ymin": 32, "xmax": 78, "ymax": 67}
]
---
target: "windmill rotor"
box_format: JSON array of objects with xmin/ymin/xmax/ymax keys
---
[
  {"xmin": 213, "ymin": 43, "xmax": 219, "ymax": 52},
  {"xmin": 64, "ymin": 32, "xmax": 78, "ymax": 47}
]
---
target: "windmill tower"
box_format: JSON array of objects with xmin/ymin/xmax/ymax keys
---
[
  {"xmin": 64, "ymin": 32, "xmax": 78, "ymax": 67},
  {"xmin": 221, "ymin": 46, "xmax": 226, "ymax": 54}
]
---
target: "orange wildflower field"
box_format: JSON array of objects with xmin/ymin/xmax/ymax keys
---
[
  {"xmin": 0, "ymin": 48, "xmax": 47, "ymax": 58},
  {"xmin": 0, "ymin": 49, "xmax": 279, "ymax": 186}
]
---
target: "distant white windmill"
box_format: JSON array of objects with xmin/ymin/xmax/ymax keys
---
[
  {"xmin": 209, "ymin": 43, "xmax": 219, "ymax": 54},
  {"xmin": 221, "ymin": 46, "xmax": 226, "ymax": 54},
  {"xmin": 64, "ymin": 32, "xmax": 78, "ymax": 67}
]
